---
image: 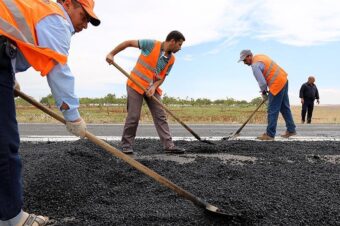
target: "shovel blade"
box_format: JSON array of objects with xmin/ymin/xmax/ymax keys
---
[
  {"xmin": 201, "ymin": 139, "xmax": 216, "ymax": 145},
  {"xmin": 204, "ymin": 205, "xmax": 246, "ymax": 223},
  {"xmin": 222, "ymin": 133, "xmax": 240, "ymax": 141}
]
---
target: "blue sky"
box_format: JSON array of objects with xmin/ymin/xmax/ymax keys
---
[{"xmin": 17, "ymin": 0, "xmax": 340, "ymax": 105}]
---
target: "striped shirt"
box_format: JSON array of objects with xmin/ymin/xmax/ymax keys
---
[{"xmin": 138, "ymin": 39, "xmax": 173, "ymax": 76}]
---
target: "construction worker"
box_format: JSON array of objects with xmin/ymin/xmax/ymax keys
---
[
  {"xmin": 0, "ymin": 0, "xmax": 100, "ymax": 225},
  {"xmin": 238, "ymin": 49, "xmax": 296, "ymax": 140},
  {"xmin": 106, "ymin": 31, "xmax": 186, "ymax": 154},
  {"xmin": 299, "ymin": 76, "xmax": 320, "ymax": 124}
]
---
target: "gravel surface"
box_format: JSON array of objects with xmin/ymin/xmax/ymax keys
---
[{"xmin": 20, "ymin": 139, "xmax": 340, "ymax": 225}]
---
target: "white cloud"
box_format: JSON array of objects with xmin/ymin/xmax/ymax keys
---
[
  {"xmin": 15, "ymin": 0, "xmax": 340, "ymax": 101},
  {"xmin": 253, "ymin": 0, "xmax": 340, "ymax": 46}
]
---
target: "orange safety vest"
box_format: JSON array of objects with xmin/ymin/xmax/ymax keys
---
[
  {"xmin": 128, "ymin": 41, "xmax": 175, "ymax": 95},
  {"xmin": 0, "ymin": 0, "xmax": 67, "ymax": 76},
  {"xmin": 253, "ymin": 54, "xmax": 288, "ymax": 95}
]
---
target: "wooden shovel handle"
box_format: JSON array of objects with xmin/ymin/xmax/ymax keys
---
[{"xmin": 14, "ymin": 89, "xmax": 212, "ymax": 210}]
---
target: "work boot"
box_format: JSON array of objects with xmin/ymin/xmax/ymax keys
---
[
  {"xmin": 281, "ymin": 131, "xmax": 297, "ymax": 138},
  {"xmin": 164, "ymin": 145, "xmax": 185, "ymax": 154},
  {"xmin": 256, "ymin": 133, "xmax": 274, "ymax": 141},
  {"xmin": 22, "ymin": 213, "xmax": 49, "ymax": 226},
  {"xmin": 121, "ymin": 147, "xmax": 134, "ymax": 154}
]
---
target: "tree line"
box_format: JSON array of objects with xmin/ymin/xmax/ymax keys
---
[{"xmin": 15, "ymin": 93, "xmax": 263, "ymax": 107}]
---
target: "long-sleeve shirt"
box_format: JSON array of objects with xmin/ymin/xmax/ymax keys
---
[
  {"xmin": 299, "ymin": 82, "xmax": 319, "ymax": 101},
  {"xmin": 13, "ymin": 4, "xmax": 80, "ymax": 121},
  {"xmin": 251, "ymin": 62, "xmax": 268, "ymax": 92}
]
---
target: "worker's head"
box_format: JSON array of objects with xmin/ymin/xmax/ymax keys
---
[
  {"xmin": 164, "ymin": 31, "xmax": 185, "ymax": 54},
  {"xmin": 60, "ymin": 0, "xmax": 100, "ymax": 33},
  {"xmin": 238, "ymin": 49, "xmax": 253, "ymax": 66},
  {"xmin": 308, "ymin": 76, "xmax": 315, "ymax": 84}
]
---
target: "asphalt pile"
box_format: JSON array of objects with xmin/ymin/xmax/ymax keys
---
[{"xmin": 20, "ymin": 139, "xmax": 340, "ymax": 225}]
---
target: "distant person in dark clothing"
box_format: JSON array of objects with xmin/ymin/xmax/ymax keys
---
[{"xmin": 299, "ymin": 76, "xmax": 320, "ymax": 124}]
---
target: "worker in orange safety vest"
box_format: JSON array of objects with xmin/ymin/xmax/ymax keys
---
[
  {"xmin": 238, "ymin": 49, "xmax": 297, "ymax": 140},
  {"xmin": 106, "ymin": 31, "xmax": 186, "ymax": 155},
  {"xmin": 0, "ymin": 0, "xmax": 100, "ymax": 225}
]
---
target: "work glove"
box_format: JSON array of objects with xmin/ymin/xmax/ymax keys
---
[
  {"xmin": 13, "ymin": 79, "xmax": 20, "ymax": 97},
  {"xmin": 261, "ymin": 90, "xmax": 268, "ymax": 101},
  {"xmin": 66, "ymin": 117, "xmax": 87, "ymax": 138}
]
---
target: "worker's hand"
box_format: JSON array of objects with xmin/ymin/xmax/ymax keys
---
[
  {"xmin": 146, "ymin": 85, "xmax": 156, "ymax": 97},
  {"xmin": 301, "ymin": 98, "xmax": 304, "ymax": 105},
  {"xmin": 105, "ymin": 53, "xmax": 114, "ymax": 65},
  {"xmin": 316, "ymin": 99, "xmax": 320, "ymax": 104},
  {"xmin": 261, "ymin": 90, "xmax": 268, "ymax": 101},
  {"xmin": 66, "ymin": 117, "xmax": 87, "ymax": 138},
  {"xmin": 13, "ymin": 79, "xmax": 20, "ymax": 97}
]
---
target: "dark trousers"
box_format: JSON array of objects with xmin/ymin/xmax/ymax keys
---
[
  {"xmin": 121, "ymin": 85, "xmax": 174, "ymax": 149},
  {"xmin": 0, "ymin": 37, "xmax": 22, "ymax": 220},
  {"xmin": 301, "ymin": 100, "xmax": 314, "ymax": 123}
]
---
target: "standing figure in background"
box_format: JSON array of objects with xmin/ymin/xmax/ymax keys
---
[{"xmin": 299, "ymin": 76, "xmax": 320, "ymax": 124}]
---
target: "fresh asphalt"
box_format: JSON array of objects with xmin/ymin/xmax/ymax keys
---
[{"xmin": 19, "ymin": 123, "xmax": 340, "ymax": 138}]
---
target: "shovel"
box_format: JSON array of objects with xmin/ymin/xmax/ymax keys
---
[
  {"xmin": 14, "ymin": 89, "xmax": 242, "ymax": 220},
  {"xmin": 223, "ymin": 98, "xmax": 266, "ymax": 140},
  {"xmin": 111, "ymin": 62, "xmax": 215, "ymax": 145}
]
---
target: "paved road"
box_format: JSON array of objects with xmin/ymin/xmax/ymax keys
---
[{"xmin": 19, "ymin": 123, "xmax": 340, "ymax": 138}]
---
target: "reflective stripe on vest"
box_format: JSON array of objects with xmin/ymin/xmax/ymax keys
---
[
  {"xmin": 132, "ymin": 68, "xmax": 153, "ymax": 83},
  {"xmin": 268, "ymin": 66, "xmax": 280, "ymax": 87},
  {"xmin": 137, "ymin": 58, "xmax": 156, "ymax": 73},
  {"xmin": 2, "ymin": 0, "xmax": 34, "ymax": 44},
  {"xmin": 0, "ymin": 17, "xmax": 30, "ymax": 43},
  {"xmin": 264, "ymin": 61, "xmax": 274, "ymax": 79}
]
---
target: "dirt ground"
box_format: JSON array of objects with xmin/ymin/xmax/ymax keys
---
[{"xmin": 20, "ymin": 139, "xmax": 340, "ymax": 225}]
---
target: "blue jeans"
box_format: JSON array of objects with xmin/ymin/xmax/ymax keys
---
[
  {"xmin": 267, "ymin": 81, "xmax": 296, "ymax": 137},
  {"xmin": 0, "ymin": 37, "xmax": 22, "ymax": 220}
]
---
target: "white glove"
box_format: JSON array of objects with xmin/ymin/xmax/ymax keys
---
[{"xmin": 66, "ymin": 118, "xmax": 87, "ymax": 138}]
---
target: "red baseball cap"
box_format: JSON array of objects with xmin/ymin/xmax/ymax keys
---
[{"xmin": 77, "ymin": 0, "xmax": 100, "ymax": 26}]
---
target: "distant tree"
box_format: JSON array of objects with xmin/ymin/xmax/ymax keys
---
[
  {"xmin": 195, "ymin": 98, "xmax": 212, "ymax": 106},
  {"xmin": 250, "ymin": 97, "xmax": 263, "ymax": 105},
  {"xmin": 15, "ymin": 97, "xmax": 30, "ymax": 106},
  {"xmin": 40, "ymin": 94, "xmax": 54, "ymax": 108}
]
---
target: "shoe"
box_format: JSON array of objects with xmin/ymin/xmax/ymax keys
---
[
  {"xmin": 22, "ymin": 213, "xmax": 49, "ymax": 226},
  {"xmin": 301, "ymin": 120, "xmax": 305, "ymax": 124},
  {"xmin": 121, "ymin": 147, "xmax": 134, "ymax": 154},
  {"xmin": 256, "ymin": 133, "xmax": 274, "ymax": 141},
  {"xmin": 281, "ymin": 131, "xmax": 297, "ymax": 138},
  {"xmin": 164, "ymin": 146, "xmax": 185, "ymax": 154}
]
